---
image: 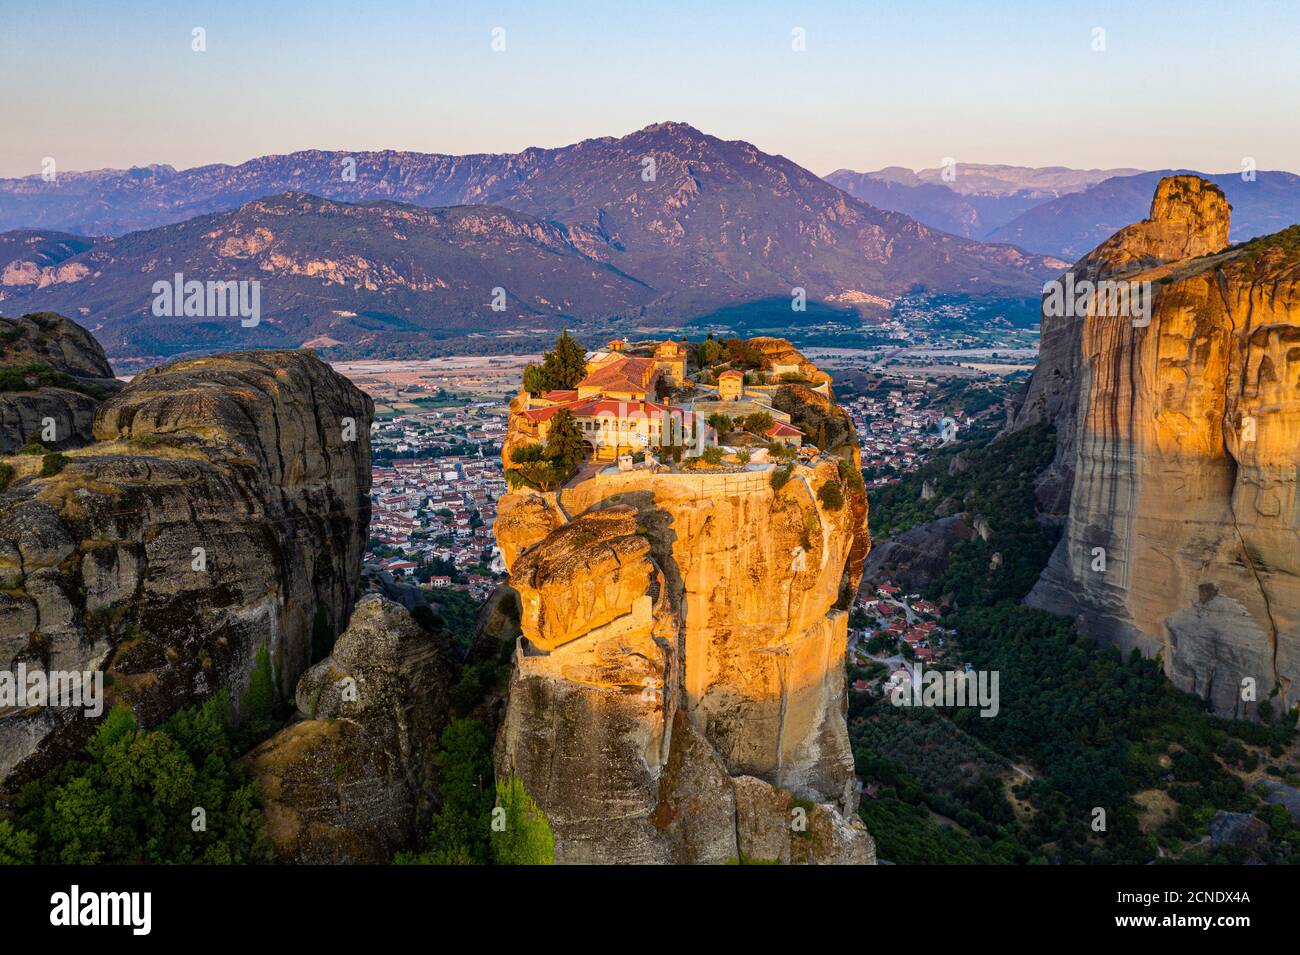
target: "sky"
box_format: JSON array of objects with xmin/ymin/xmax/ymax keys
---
[{"xmin": 2, "ymin": 0, "xmax": 1297, "ymax": 179}]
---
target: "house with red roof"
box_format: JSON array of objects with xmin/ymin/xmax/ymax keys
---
[{"xmin": 765, "ymin": 420, "xmax": 803, "ymax": 448}]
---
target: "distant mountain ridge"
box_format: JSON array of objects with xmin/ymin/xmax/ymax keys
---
[
  {"xmin": 838, "ymin": 163, "xmax": 1143, "ymax": 196},
  {"xmin": 986, "ymin": 169, "xmax": 1300, "ymax": 259},
  {"xmin": 825, "ymin": 163, "xmax": 1142, "ymax": 241},
  {"xmin": 826, "ymin": 163, "xmax": 1300, "ymax": 257},
  {"xmin": 0, "ymin": 123, "xmax": 1061, "ymax": 359}
]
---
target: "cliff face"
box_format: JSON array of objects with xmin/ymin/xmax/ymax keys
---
[
  {"xmin": 241, "ymin": 594, "xmax": 453, "ymax": 863},
  {"xmin": 1, "ymin": 345, "xmax": 373, "ymax": 785},
  {"xmin": 0, "ymin": 312, "xmax": 122, "ymax": 454},
  {"xmin": 494, "ymin": 343, "xmax": 873, "ymax": 863},
  {"xmin": 1012, "ymin": 176, "xmax": 1299, "ymax": 717}
]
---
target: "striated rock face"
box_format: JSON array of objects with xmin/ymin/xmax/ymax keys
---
[
  {"xmin": 241, "ymin": 594, "xmax": 453, "ymax": 863},
  {"xmin": 1011, "ymin": 176, "xmax": 1299, "ymax": 717},
  {"xmin": 0, "ymin": 312, "xmax": 122, "ymax": 454},
  {"xmin": 495, "ymin": 343, "xmax": 873, "ymax": 863},
  {"xmin": 1, "ymin": 346, "xmax": 373, "ymax": 785}
]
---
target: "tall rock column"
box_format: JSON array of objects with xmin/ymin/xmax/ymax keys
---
[
  {"xmin": 494, "ymin": 341, "xmax": 873, "ymax": 863},
  {"xmin": 1012, "ymin": 177, "xmax": 1299, "ymax": 717},
  {"xmin": 1, "ymin": 344, "xmax": 373, "ymax": 785}
]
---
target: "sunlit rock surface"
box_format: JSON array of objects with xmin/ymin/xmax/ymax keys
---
[
  {"xmin": 495, "ymin": 340, "xmax": 874, "ymax": 863},
  {"xmin": 1, "ymin": 344, "xmax": 373, "ymax": 785},
  {"xmin": 1012, "ymin": 176, "xmax": 1299, "ymax": 717}
]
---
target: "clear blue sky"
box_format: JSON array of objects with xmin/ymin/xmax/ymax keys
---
[{"xmin": 2, "ymin": 0, "xmax": 1296, "ymax": 178}]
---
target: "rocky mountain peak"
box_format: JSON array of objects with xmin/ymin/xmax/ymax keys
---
[
  {"xmin": 1147, "ymin": 174, "xmax": 1231, "ymax": 254},
  {"xmin": 1077, "ymin": 175, "xmax": 1231, "ymax": 277}
]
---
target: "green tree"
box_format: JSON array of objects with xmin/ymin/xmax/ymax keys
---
[
  {"xmin": 743, "ymin": 411, "xmax": 774, "ymax": 434},
  {"xmin": 706, "ymin": 412, "xmax": 732, "ymax": 434},
  {"xmin": 723, "ymin": 337, "xmax": 763, "ymax": 368},
  {"xmin": 10, "ymin": 694, "xmax": 273, "ymax": 864},
  {"xmin": 0, "ymin": 819, "xmax": 37, "ymax": 864},
  {"xmin": 694, "ymin": 336, "xmax": 724, "ymax": 369},
  {"xmin": 540, "ymin": 330, "xmax": 588, "ymax": 390},
  {"xmin": 522, "ymin": 364, "xmax": 549, "ymax": 394},
  {"xmin": 490, "ymin": 774, "xmax": 554, "ymax": 865},
  {"xmin": 543, "ymin": 408, "xmax": 586, "ymax": 474},
  {"xmin": 400, "ymin": 719, "xmax": 495, "ymax": 864},
  {"xmin": 240, "ymin": 649, "xmax": 278, "ymax": 738},
  {"xmin": 18, "ymin": 432, "xmax": 46, "ymax": 455}
]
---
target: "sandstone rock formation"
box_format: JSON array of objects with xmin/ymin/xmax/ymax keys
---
[
  {"xmin": 1010, "ymin": 176, "xmax": 1299, "ymax": 717},
  {"xmin": 1, "ymin": 343, "xmax": 373, "ymax": 785},
  {"xmin": 241, "ymin": 594, "xmax": 453, "ymax": 863},
  {"xmin": 494, "ymin": 341, "xmax": 874, "ymax": 863},
  {"xmin": 0, "ymin": 312, "xmax": 122, "ymax": 454}
]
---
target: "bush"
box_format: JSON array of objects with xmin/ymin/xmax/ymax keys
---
[
  {"xmin": 39, "ymin": 452, "xmax": 68, "ymax": 477},
  {"xmin": 700, "ymin": 446, "xmax": 724, "ymax": 465},
  {"xmin": 509, "ymin": 442, "xmax": 544, "ymax": 464},
  {"xmin": 817, "ymin": 479, "xmax": 844, "ymax": 511},
  {"xmin": 770, "ymin": 465, "xmax": 793, "ymax": 491},
  {"xmin": 18, "ymin": 432, "xmax": 46, "ymax": 455},
  {"xmin": 766, "ymin": 441, "xmax": 796, "ymax": 462},
  {"xmin": 490, "ymin": 774, "xmax": 555, "ymax": 865},
  {"xmin": 743, "ymin": 411, "xmax": 774, "ymax": 434},
  {"xmin": 0, "ymin": 462, "xmax": 14, "ymax": 493},
  {"xmin": 837, "ymin": 457, "xmax": 866, "ymax": 494}
]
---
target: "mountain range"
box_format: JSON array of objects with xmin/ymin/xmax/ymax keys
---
[
  {"xmin": 0, "ymin": 123, "xmax": 1061, "ymax": 358},
  {"xmin": 828, "ymin": 164, "xmax": 1300, "ymax": 258}
]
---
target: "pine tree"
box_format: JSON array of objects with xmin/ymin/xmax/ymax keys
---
[
  {"xmin": 522, "ymin": 364, "xmax": 549, "ymax": 394},
  {"xmin": 543, "ymin": 408, "xmax": 586, "ymax": 475},
  {"xmin": 540, "ymin": 330, "xmax": 588, "ymax": 390}
]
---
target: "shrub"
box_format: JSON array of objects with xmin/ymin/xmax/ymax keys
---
[
  {"xmin": 18, "ymin": 432, "xmax": 46, "ymax": 455},
  {"xmin": 509, "ymin": 442, "xmax": 544, "ymax": 464},
  {"xmin": 490, "ymin": 774, "xmax": 555, "ymax": 865},
  {"xmin": 743, "ymin": 411, "xmax": 774, "ymax": 434},
  {"xmin": 0, "ymin": 462, "xmax": 14, "ymax": 493},
  {"xmin": 700, "ymin": 446, "xmax": 724, "ymax": 465},
  {"xmin": 766, "ymin": 441, "xmax": 796, "ymax": 462},
  {"xmin": 817, "ymin": 479, "xmax": 844, "ymax": 511},
  {"xmin": 838, "ymin": 457, "xmax": 866, "ymax": 494},
  {"xmin": 770, "ymin": 465, "xmax": 793, "ymax": 491},
  {"xmin": 39, "ymin": 452, "xmax": 68, "ymax": 477},
  {"xmin": 736, "ymin": 450, "xmax": 751, "ymax": 465}
]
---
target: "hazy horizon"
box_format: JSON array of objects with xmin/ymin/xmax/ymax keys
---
[{"xmin": 3, "ymin": 0, "xmax": 1297, "ymax": 179}]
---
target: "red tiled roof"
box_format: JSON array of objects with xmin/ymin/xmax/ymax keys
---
[
  {"xmin": 542, "ymin": 389, "xmax": 578, "ymax": 402},
  {"xmin": 765, "ymin": 421, "xmax": 803, "ymax": 437},
  {"xmin": 521, "ymin": 397, "xmax": 588, "ymax": 424},
  {"xmin": 578, "ymin": 356, "xmax": 656, "ymax": 392},
  {"xmin": 718, "ymin": 369, "xmax": 744, "ymax": 380}
]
